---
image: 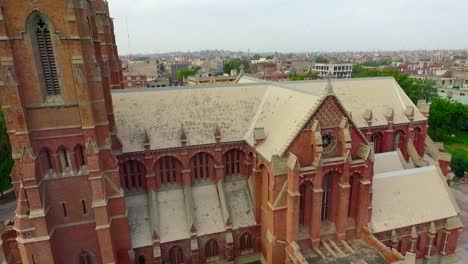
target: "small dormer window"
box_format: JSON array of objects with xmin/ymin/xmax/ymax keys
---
[{"xmin": 33, "ymin": 16, "xmax": 60, "ymax": 96}]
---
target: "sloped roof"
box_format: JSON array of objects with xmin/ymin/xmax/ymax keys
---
[
  {"xmin": 283, "ymin": 77, "xmax": 426, "ymax": 127},
  {"xmin": 113, "ymin": 84, "xmax": 267, "ymax": 153},
  {"xmin": 112, "ymin": 77, "xmax": 426, "ymax": 161},
  {"xmin": 370, "ymin": 166, "xmax": 459, "ymax": 233}
]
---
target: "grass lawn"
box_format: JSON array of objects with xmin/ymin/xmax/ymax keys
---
[{"xmin": 444, "ymin": 131, "xmax": 468, "ymax": 159}]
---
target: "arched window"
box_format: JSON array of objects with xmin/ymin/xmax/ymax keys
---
[
  {"xmin": 39, "ymin": 148, "xmax": 53, "ymax": 174},
  {"xmin": 223, "ymin": 149, "xmax": 244, "ymax": 176},
  {"xmin": 119, "ymin": 160, "xmax": 146, "ymax": 190},
  {"xmin": 154, "ymin": 156, "xmax": 182, "ymax": 185},
  {"xmin": 75, "ymin": 145, "xmax": 86, "ymax": 168},
  {"xmin": 58, "ymin": 147, "xmax": 70, "ymax": 172},
  {"xmin": 371, "ymin": 132, "xmax": 384, "ymax": 154},
  {"xmin": 205, "ymin": 239, "xmax": 218, "ymax": 258},
  {"xmin": 392, "ymin": 131, "xmax": 405, "ymax": 151},
  {"xmin": 190, "ymin": 152, "xmax": 214, "ymax": 180},
  {"xmin": 240, "ymin": 233, "xmax": 253, "ymax": 251},
  {"xmin": 169, "ymin": 246, "xmax": 184, "ymax": 264},
  {"xmin": 78, "ymin": 251, "xmax": 92, "ymax": 264},
  {"xmin": 321, "ymin": 172, "xmax": 333, "ymax": 221},
  {"xmin": 31, "ymin": 15, "xmax": 60, "ymax": 96}
]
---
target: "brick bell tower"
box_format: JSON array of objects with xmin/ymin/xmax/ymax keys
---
[{"xmin": 0, "ymin": 0, "xmax": 131, "ymax": 263}]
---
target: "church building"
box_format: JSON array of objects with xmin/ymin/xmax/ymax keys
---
[{"xmin": 0, "ymin": 1, "xmax": 462, "ymax": 264}]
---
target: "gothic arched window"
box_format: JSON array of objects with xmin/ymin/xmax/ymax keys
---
[
  {"xmin": 154, "ymin": 156, "xmax": 182, "ymax": 185},
  {"xmin": 169, "ymin": 246, "xmax": 184, "ymax": 264},
  {"xmin": 78, "ymin": 251, "xmax": 92, "ymax": 264},
  {"xmin": 223, "ymin": 149, "xmax": 244, "ymax": 176},
  {"xmin": 240, "ymin": 233, "xmax": 253, "ymax": 251},
  {"xmin": 205, "ymin": 239, "xmax": 218, "ymax": 258},
  {"xmin": 32, "ymin": 16, "xmax": 60, "ymax": 96},
  {"xmin": 190, "ymin": 152, "xmax": 214, "ymax": 180}
]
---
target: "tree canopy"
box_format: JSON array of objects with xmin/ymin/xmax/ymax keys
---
[
  {"xmin": 176, "ymin": 66, "xmax": 200, "ymax": 81},
  {"xmin": 288, "ymin": 70, "xmax": 319, "ymax": 81},
  {"xmin": 0, "ymin": 107, "xmax": 12, "ymax": 193},
  {"xmin": 352, "ymin": 65, "xmax": 438, "ymax": 103},
  {"xmin": 360, "ymin": 59, "xmax": 392, "ymax": 67},
  {"xmin": 223, "ymin": 58, "xmax": 250, "ymax": 74},
  {"xmin": 428, "ymin": 98, "xmax": 468, "ymax": 141}
]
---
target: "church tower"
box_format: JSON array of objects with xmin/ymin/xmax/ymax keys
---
[{"xmin": 0, "ymin": 0, "xmax": 131, "ymax": 263}]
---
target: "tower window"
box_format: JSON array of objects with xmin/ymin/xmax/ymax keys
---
[
  {"xmin": 34, "ymin": 17, "xmax": 60, "ymax": 96},
  {"xmin": 62, "ymin": 203, "xmax": 67, "ymax": 217},
  {"xmin": 81, "ymin": 200, "xmax": 87, "ymax": 214}
]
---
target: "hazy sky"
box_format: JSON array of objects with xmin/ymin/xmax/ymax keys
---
[{"xmin": 109, "ymin": 0, "xmax": 468, "ymax": 54}]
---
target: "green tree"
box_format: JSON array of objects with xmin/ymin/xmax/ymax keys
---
[
  {"xmin": 0, "ymin": 107, "xmax": 13, "ymax": 194},
  {"xmin": 223, "ymin": 58, "xmax": 250, "ymax": 74},
  {"xmin": 176, "ymin": 66, "xmax": 200, "ymax": 81},
  {"xmin": 288, "ymin": 70, "xmax": 319, "ymax": 81},
  {"xmin": 360, "ymin": 60, "xmax": 392, "ymax": 67},
  {"xmin": 428, "ymin": 98, "xmax": 468, "ymax": 141}
]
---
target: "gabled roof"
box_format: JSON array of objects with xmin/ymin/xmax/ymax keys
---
[
  {"xmin": 371, "ymin": 165, "xmax": 459, "ymax": 233},
  {"xmin": 112, "ymin": 77, "xmax": 426, "ymax": 161},
  {"xmin": 282, "ymin": 77, "xmax": 426, "ymax": 127}
]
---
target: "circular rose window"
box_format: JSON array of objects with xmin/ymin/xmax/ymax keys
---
[{"xmin": 322, "ymin": 133, "xmax": 336, "ymax": 153}]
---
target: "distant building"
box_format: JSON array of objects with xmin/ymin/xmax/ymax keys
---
[
  {"xmin": 436, "ymin": 71, "xmax": 468, "ymax": 105},
  {"xmin": 148, "ymin": 78, "xmax": 170, "ymax": 88},
  {"xmin": 187, "ymin": 75, "xmax": 238, "ymax": 85},
  {"xmin": 192, "ymin": 58, "xmax": 224, "ymax": 76},
  {"xmin": 311, "ymin": 63, "xmax": 353, "ymax": 78},
  {"xmin": 171, "ymin": 63, "xmax": 189, "ymax": 83},
  {"xmin": 123, "ymin": 73, "xmax": 148, "ymax": 88},
  {"xmin": 291, "ymin": 60, "xmax": 313, "ymax": 73}
]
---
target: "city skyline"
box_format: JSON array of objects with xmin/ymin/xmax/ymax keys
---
[{"xmin": 110, "ymin": 0, "xmax": 468, "ymax": 55}]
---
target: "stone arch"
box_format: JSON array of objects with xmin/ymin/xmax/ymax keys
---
[
  {"xmin": 119, "ymin": 160, "xmax": 146, "ymax": 190},
  {"xmin": 77, "ymin": 250, "xmax": 95, "ymax": 264},
  {"xmin": 169, "ymin": 245, "xmax": 184, "ymax": 264},
  {"xmin": 371, "ymin": 131, "xmax": 384, "ymax": 154},
  {"xmin": 239, "ymin": 231, "xmax": 254, "ymax": 251},
  {"xmin": 154, "ymin": 156, "xmax": 183, "ymax": 188},
  {"xmin": 189, "ymin": 152, "xmax": 215, "ymax": 182},
  {"xmin": 222, "ymin": 148, "xmax": 245, "ymax": 177},
  {"xmin": 205, "ymin": 239, "xmax": 219, "ymax": 258},
  {"xmin": 392, "ymin": 130, "xmax": 406, "ymax": 151},
  {"xmin": 137, "ymin": 255, "xmax": 146, "ymax": 264}
]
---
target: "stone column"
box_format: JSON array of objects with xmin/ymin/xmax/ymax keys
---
[
  {"xmin": 355, "ymin": 179, "xmax": 371, "ymax": 237},
  {"xmin": 286, "ymin": 154, "xmax": 300, "ymax": 243},
  {"xmin": 335, "ymin": 182, "xmax": 350, "ymax": 241},
  {"xmin": 310, "ymin": 188, "xmax": 323, "ymax": 248}
]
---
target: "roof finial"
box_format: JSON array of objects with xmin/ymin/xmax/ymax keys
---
[
  {"xmin": 324, "ymin": 73, "xmax": 334, "ymax": 95},
  {"xmin": 180, "ymin": 124, "xmax": 187, "ymax": 140}
]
